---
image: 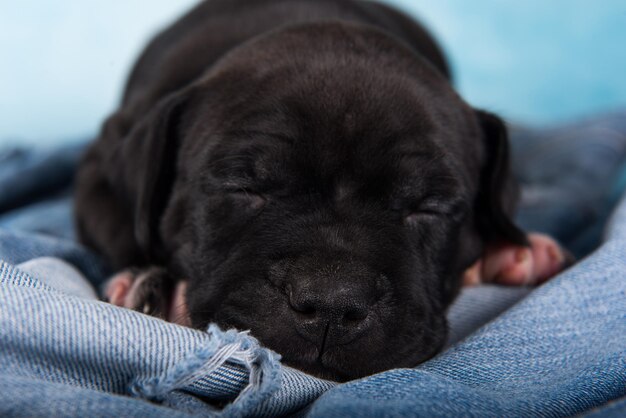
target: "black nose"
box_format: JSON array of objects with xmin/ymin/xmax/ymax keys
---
[{"xmin": 288, "ymin": 279, "xmax": 373, "ymax": 347}]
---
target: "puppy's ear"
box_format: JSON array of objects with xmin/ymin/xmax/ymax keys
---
[
  {"xmin": 474, "ymin": 110, "xmax": 528, "ymax": 246},
  {"xmin": 119, "ymin": 91, "xmax": 190, "ymax": 262}
]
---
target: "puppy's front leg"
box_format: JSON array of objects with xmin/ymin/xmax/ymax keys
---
[{"xmin": 104, "ymin": 267, "xmax": 190, "ymax": 326}]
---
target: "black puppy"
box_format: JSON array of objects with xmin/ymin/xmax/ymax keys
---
[{"xmin": 75, "ymin": 0, "xmax": 566, "ymax": 381}]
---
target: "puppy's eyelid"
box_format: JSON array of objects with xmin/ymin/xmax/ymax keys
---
[
  {"xmin": 390, "ymin": 197, "xmax": 443, "ymax": 214},
  {"xmin": 228, "ymin": 189, "xmax": 267, "ymax": 209},
  {"xmin": 394, "ymin": 197, "xmax": 469, "ymax": 226},
  {"xmin": 221, "ymin": 178, "xmax": 254, "ymax": 189}
]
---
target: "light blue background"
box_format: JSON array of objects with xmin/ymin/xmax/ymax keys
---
[{"xmin": 1, "ymin": 0, "xmax": 625, "ymax": 145}]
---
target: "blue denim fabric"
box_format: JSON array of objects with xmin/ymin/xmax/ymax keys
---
[
  {"xmin": 0, "ymin": 143, "xmax": 110, "ymax": 283},
  {"xmin": 1, "ymin": 113, "xmax": 626, "ymax": 417},
  {"xmin": 17, "ymin": 257, "xmax": 98, "ymax": 299},
  {"xmin": 0, "ymin": 144, "xmax": 82, "ymax": 213},
  {"xmin": 510, "ymin": 111, "xmax": 626, "ymax": 257}
]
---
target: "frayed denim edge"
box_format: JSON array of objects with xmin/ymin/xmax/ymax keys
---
[{"xmin": 131, "ymin": 324, "xmax": 283, "ymax": 416}]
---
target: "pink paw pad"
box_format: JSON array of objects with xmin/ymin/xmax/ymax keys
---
[
  {"xmin": 103, "ymin": 271, "xmax": 136, "ymax": 308},
  {"xmin": 463, "ymin": 233, "xmax": 571, "ymax": 286}
]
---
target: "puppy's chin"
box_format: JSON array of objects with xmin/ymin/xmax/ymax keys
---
[
  {"xmin": 187, "ymin": 286, "xmax": 449, "ymax": 381},
  {"xmin": 278, "ymin": 335, "xmax": 446, "ymax": 382}
]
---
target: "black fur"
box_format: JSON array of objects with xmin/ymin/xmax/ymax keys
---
[{"xmin": 75, "ymin": 0, "xmax": 526, "ymax": 381}]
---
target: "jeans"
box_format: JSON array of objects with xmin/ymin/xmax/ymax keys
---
[{"xmin": 1, "ymin": 112, "xmax": 626, "ymax": 417}]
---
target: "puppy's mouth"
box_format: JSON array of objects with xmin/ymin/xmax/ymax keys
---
[
  {"xmin": 272, "ymin": 311, "xmax": 447, "ymax": 381},
  {"xmin": 275, "ymin": 342, "xmax": 361, "ymax": 381}
]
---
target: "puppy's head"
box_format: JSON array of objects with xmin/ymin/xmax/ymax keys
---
[{"xmin": 122, "ymin": 23, "xmax": 525, "ymax": 381}]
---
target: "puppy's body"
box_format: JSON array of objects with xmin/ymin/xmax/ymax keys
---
[{"xmin": 76, "ymin": 0, "xmax": 526, "ymax": 380}]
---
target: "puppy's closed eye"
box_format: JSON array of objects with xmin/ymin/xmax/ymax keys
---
[
  {"xmin": 403, "ymin": 211, "xmax": 438, "ymax": 227},
  {"xmin": 227, "ymin": 189, "xmax": 267, "ymax": 211},
  {"xmin": 391, "ymin": 198, "xmax": 469, "ymax": 227}
]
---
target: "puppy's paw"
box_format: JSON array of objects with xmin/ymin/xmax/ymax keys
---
[
  {"xmin": 104, "ymin": 267, "xmax": 190, "ymax": 325},
  {"xmin": 463, "ymin": 233, "xmax": 574, "ymax": 286},
  {"xmin": 104, "ymin": 270, "xmax": 135, "ymax": 307}
]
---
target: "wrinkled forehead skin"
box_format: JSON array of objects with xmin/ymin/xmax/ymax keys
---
[{"xmin": 178, "ymin": 22, "xmax": 484, "ymax": 196}]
